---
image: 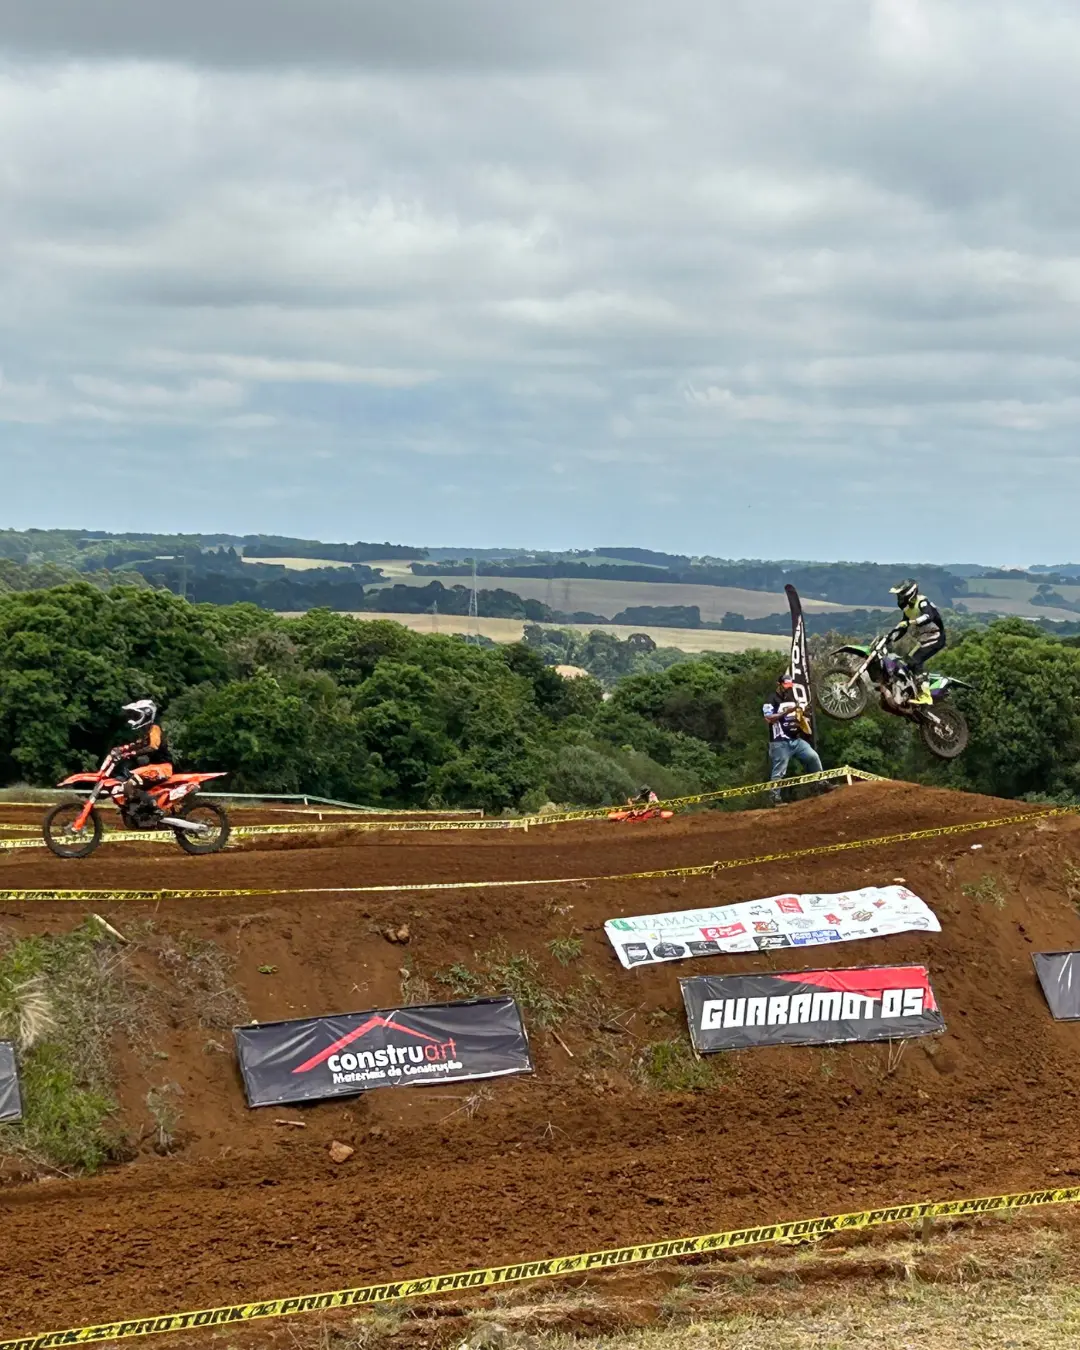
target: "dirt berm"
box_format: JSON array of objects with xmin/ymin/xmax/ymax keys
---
[{"xmin": 2, "ymin": 780, "xmax": 1080, "ymax": 1339}]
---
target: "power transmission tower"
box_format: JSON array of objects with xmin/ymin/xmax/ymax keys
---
[{"xmin": 468, "ymin": 560, "xmax": 480, "ymax": 643}]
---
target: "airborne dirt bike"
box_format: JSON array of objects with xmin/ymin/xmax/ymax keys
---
[
  {"xmin": 813, "ymin": 636, "xmax": 973, "ymax": 759},
  {"xmin": 43, "ymin": 753, "xmax": 232, "ymax": 858}
]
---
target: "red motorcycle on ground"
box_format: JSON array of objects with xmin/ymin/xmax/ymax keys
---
[
  {"xmin": 43, "ymin": 753, "xmax": 231, "ymax": 858},
  {"xmin": 607, "ymin": 806, "xmax": 675, "ymax": 823}
]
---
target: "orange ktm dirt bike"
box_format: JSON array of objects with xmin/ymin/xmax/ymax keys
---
[
  {"xmin": 43, "ymin": 752, "xmax": 232, "ymax": 858},
  {"xmin": 607, "ymin": 805, "xmax": 675, "ymax": 822}
]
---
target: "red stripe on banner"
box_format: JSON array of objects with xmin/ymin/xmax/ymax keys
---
[{"xmin": 773, "ymin": 965, "xmax": 936, "ymax": 1010}]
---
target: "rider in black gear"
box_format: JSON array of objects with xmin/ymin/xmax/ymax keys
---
[{"xmin": 886, "ymin": 580, "xmax": 946, "ymax": 705}]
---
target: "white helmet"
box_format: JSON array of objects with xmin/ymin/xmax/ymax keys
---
[{"xmin": 122, "ymin": 699, "xmax": 157, "ymax": 732}]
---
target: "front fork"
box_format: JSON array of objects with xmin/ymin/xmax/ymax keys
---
[{"xmin": 72, "ymin": 785, "xmax": 103, "ymax": 832}]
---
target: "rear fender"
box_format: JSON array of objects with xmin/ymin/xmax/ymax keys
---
[{"xmin": 833, "ymin": 645, "xmax": 871, "ymax": 657}]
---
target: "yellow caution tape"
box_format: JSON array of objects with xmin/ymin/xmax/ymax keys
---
[
  {"xmin": 527, "ymin": 765, "xmax": 886, "ymax": 825},
  {"xmin": 0, "ymin": 767, "xmax": 884, "ymax": 852},
  {"xmin": 2, "ymin": 1181, "xmax": 1076, "ymax": 1349},
  {"xmin": 0, "ymin": 806, "xmax": 1067, "ymax": 905}
]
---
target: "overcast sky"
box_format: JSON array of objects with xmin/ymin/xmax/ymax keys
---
[{"xmin": 2, "ymin": 0, "xmax": 1078, "ymax": 563}]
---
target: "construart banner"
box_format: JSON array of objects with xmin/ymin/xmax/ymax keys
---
[
  {"xmin": 234, "ymin": 997, "xmax": 532, "ymax": 1108},
  {"xmin": 605, "ymin": 885, "xmax": 940, "ymax": 969},
  {"xmin": 681, "ymin": 965, "xmax": 945, "ymax": 1052},
  {"xmin": 0, "ymin": 1041, "xmax": 22, "ymax": 1123}
]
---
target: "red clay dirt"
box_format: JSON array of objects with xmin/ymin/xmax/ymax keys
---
[{"xmin": 2, "ymin": 780, "xmax": 1080, "ymax": 1340}]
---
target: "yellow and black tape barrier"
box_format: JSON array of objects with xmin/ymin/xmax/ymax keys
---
[
  {"xmin": 0, "ymin": 806, "xmax": 1068, "ymax": 905},
  {"xmin": 521, "ymin": 765, "xmax": 886, "ymax": 825},
  {"xmin": 0, "ymin": 767, "xmax": 884, "ymax": 852},
  {"xmin": 2, "ymin": 1182, "xmax": 1077, "ymax": 1349}
]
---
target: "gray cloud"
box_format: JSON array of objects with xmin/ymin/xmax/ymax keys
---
[
  {"xmin": 0, "ymin": 0, "xmax": 629, "ymax": 69},
  {"xmin": 1, "ymin": 0, "xmax": 1079, "ymax": 559}
]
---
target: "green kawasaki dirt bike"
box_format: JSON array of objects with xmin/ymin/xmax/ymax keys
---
[{"xmin": 813, "ymin": 635, "xmax": 973, "ymax": 759}]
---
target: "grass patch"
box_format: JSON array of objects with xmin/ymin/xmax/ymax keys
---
[
  {"xmin": 434, "ymin": 949, "xmax": 612, "ymax": 1032},
  {"xmin": 548, "ymin": 936, "xmax": 584, "ymax": 967},
  {"xmin": 145, "ymin": 1082, "xmax": 183, "ymax": 1153},
  {"xmin": 154, "ymin": 930, "xmax": 248, "ymax": 1029},
  {"xmin": 962, "ymin": 874, "xmax": 1008, "ymax": 909},
  {"xmin": 0, "ymin": 920, "xmax": 138, "ymax": 1173},
  {"xmin": 398, "ymin": 960, "xmax": 435, "ymax": 1006},
  {"xmin": 635, "ymin": 1038, "xmax": 715, "ymax": 1091},
  {"xmin": 435, "ymin": 962, "xmax": 484, "ymax": 999}
]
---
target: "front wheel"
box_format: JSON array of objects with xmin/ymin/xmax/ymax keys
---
[
  {"xmin": 918, "ymin": 704, "xmax": 969, "ymax": 760},
  {"xmin": 43, "ymin": 800, "xmax": 103, "ymax": 859},
  {"xmin": 173, "ymin": 798, "xmax": 231, "ymax": 855},
  {"xmin": 813, "ymin": 666, "xmax": 870, "ymax": 721}
]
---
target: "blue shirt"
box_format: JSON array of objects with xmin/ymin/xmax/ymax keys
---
[{"xmin": 763, "ymin": 697, "xmax": 803, "ymax": 742}]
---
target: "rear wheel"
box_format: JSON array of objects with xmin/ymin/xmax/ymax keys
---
[
  {"xmin": 43, "ymin": 801, "xmax": 103, "ymax": 859},
  {"xmin": 814, "ymin": 666, "xmax": 870, "ymax": 721},
  {"xmin": 919, "ymin": 704, "xmax": 969, "ymax": 760},
  {"xmin": 173, "ymin": 798, "xmax": 231, "ymax": 855}
]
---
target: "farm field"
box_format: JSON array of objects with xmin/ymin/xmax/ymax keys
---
[
  {"xmin": 363, "ymin": 574, "xmax": 854, "ymax": 622},
  {"xmin": 241, "ymin": 556, "xmax": 354, "ymax": 570},
  {"xmin": 2, "ymin": 780, "xmax": 1080, "ymax": 1349},
  {"xmin": 958, "ymin": 594, "xmax": 1079, "ymax": 621},
  {"xmin": 278, "ymin": 611, "xmax": 790, "ymax": 652}
]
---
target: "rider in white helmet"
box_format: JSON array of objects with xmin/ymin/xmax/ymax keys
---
[{"xmin": 113, "ymin": 700, "xmax": 173, "ymax": 819}]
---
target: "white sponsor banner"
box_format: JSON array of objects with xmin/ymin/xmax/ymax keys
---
[{"xmin": 605, "ymin": 885, "xmax": 940, "ymax": 970}]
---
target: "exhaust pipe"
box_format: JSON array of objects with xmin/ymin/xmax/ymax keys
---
[{"xmin": 159, "ymin": 816, "xmax": 210, "ymax": 833}]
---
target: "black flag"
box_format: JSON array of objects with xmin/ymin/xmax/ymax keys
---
[{"xmin": 784, "ymin": 584, "xmax": 815, "ymax": 745}]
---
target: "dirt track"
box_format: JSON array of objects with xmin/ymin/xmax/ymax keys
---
[{"xmin": 3, "ymin": 781, "xmax": 1080, "ymax": 1339}]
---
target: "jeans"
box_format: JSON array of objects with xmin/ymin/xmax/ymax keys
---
[{"xmin": 769, "ymin": 737, "xmax": 823, "ymax": 802}]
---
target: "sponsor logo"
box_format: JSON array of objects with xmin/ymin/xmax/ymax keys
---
[
  {"xmin": 754, "ymin": 935, "xmax": 792, "ymax": 950},
  {"xmin": 292, "ymin": 1015, "xmax": 463, "ymax": 1086},
  {"xmin": 777, "ymin": 897, "xmax": 803, "ymax": 914},
  {"xmin": 701, "ymin": 985, "xmax": 927, "ymax": 1031},
  {"xmin": 687, "ymin": 940, "xmax": 722, "ymax": 956},
  {"xmin": 622, "ymin": 943, "xmax": 652, "ymax": 965},
  {"xmin": 792, "ymin": 929, "xmax": 842, "ymax": 945},
  {"xmin": 753, "ymin": 920, "xmax": 779, "ymax": 934},
  {"xmin": 823, "ymin": 913, "xmax": 842, "ymax": 925},
  {"xmin": 652, "ymin": 942, "xmax": 686, "ymax": 959},
  {"xmin": 787, "ymin": 918, "xmax": 817, "ymax": 930},
  {"xmin": 852, "ymin": 909, "xmax": 873, "ymax": 922},
  {"xmin": 701, "ymin": 923, "xmax": 747, "ymax": 939}
]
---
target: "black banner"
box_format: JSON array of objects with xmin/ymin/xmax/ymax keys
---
[
  {"xmin": 234, "ymin": 997, "xmax": 532, "ymax": 1108},
  {"xmin": 0, "ymin": 1041, "xmax": 22, "ymax": 1123},
  {"xmin": 785, "ymin": 583, "xmax": 815, "ymax": 745},
  {"xmin": 681, "ymin": 965, "xmax": 944, "ymax": 1052},
  {"xmin": 1033, "ymin": 952, "xmax": 1080, "ymax": 1020}
]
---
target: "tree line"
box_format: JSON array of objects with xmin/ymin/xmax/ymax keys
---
[{"xmin": 2, "ymin": 580, "xmax": 1079, "ymax": 810}]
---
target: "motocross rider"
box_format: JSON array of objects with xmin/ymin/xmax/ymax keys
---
[
  {"xmin": 113, "ymin": 700, "xmax": 173, "ymax": 820},
  {"xmin": 628, "ymin": 785, "xmax": 660, "ymax": 806},
  {"xmin": 886, "ymin": 580, "xmax": 947, "ymax": 706}
]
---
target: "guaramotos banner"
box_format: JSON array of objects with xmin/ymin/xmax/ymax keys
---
[
  {"xmin": 0, "ymin": 1041, "xmax": 22, "ymax": 1122},
  {"xmin": 234, "ymin": 997, "xmax": 533, "ymax": 1108},
  {"xmin": 605, "ymin": 885, "xmax": 939, "ymax": 969},
  {"xmin": 681, "ymin": 965, "xmax": 945, "ymax": 1052}
]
